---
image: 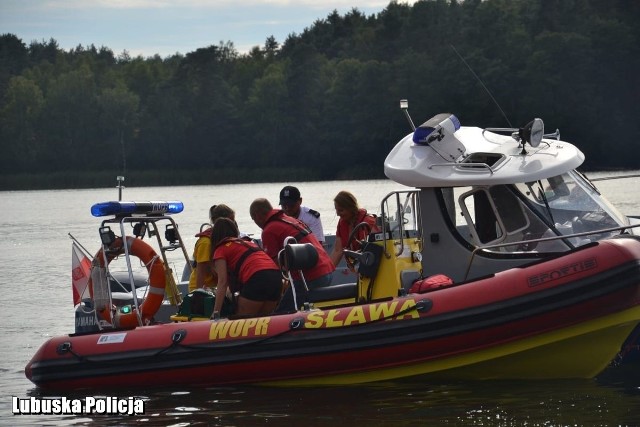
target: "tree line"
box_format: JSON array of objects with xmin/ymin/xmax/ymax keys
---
[{"xmin": 1, "ymin": 0, "xmax": 638, "ymax": 190}]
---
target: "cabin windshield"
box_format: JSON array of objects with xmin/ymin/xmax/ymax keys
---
[
  {"xmin": 448, "ymin": 171, "xmax": 628, "ymax": 253},
  {"xmin": 514, "ymin": 171, "xmax": 628, "ymax": 244}
]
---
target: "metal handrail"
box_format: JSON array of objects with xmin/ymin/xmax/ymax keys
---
[
  {"xmin": 118, "ymin": 218, "xmax": 143, "ymax": 326},
  {"xmin": 97, "ymin": 215, "xmax": 188, "ymax": 326},
  {"xmin": 463, "ymin": 222, "xmax": 640, "ymax": 281},
  {"xmin": 429, "ymin": 162, "xmax": 494, "ymax": 174},
  {"xmin": 379, "ymin": 190, "xmax": 421, "ymax": 258}
]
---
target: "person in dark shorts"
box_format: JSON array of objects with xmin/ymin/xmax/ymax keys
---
[
  {"xmin": 210, "ymin": 218, "xmax": 282, "ymax": 319},
  {"xmin": 250, "ymin": 198, "xmax": 334, "ymax": 312}
]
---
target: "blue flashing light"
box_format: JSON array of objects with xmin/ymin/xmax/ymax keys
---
[
  {"xmin": 413, "ymin": 113, "xmax": 461, "ymax": 145},
  {"xmin": 91, "ymin": 201, "xmax": 184, "ymax": 217}
]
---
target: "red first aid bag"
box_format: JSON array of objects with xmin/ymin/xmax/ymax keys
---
[{"xmin": 409, "ymin": 274, "xmax": 454, "ymax": 294}]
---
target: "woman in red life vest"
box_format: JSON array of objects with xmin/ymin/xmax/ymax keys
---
[
  {"xmin": 187, "ymin": 204, "xmax": 235, "ymax": 293},
  {"xmin": 210, "ymin": 218, "xmax": 282, "ymax": 319},
  {"xmin": 329, "ymin": 191, "xmax": 380, "ymax": 267}
]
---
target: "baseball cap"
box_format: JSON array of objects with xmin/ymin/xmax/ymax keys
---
[{"xmin": 279, "ymin": 186, "xmax": 301, "ymax": 205}]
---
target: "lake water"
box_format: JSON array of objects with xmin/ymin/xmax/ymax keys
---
[{"xmin": 1, "ymin": 175, "xmax": 640, "ymax": 426}]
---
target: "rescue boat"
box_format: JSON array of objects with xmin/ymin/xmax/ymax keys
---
[{"xmin": 25, "ymin": 103, "xmax": 640, "ymax": 389}]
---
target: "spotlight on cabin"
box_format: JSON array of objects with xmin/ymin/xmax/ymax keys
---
[{"xmin": 520, "ymin": 118, "xmax": 544, "ymax": 148}]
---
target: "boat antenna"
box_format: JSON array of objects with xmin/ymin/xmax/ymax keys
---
[
  {"xmin": 116, "ymin": 175, "xmax": 125, "ymax": 201},
  {"xmin": 450, "ymin": 44, "xmax": 513, "ymax": 128}
]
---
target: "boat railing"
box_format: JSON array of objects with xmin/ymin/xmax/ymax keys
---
[
  {"xmin": 428, "ymin": 162, "xmax": 494, "ymax": 174},
  {"xmin": 463, "ymin": 222, "xmax": 640, "ymax": 281},
  {"xmin": 100, "ymin": 214, "xmax": 189, "ymax": 323},
  {"xmin": 379, "ymin": 190, "xmax": 422, "ymax": 258}
]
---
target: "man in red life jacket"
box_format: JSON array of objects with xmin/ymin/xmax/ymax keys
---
[{"xmin": 250, "ymin": 198, "xmax": 335, "ymax": 313}]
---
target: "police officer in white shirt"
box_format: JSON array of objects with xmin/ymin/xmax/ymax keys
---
[{"xmin": 279, "ymin": 185, "xmax": 325, "ymax": 245}]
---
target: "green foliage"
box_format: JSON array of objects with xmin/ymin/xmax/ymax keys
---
[{"xmin": 1, "ymin": 0, "xmax": 639, "ymax": 190}]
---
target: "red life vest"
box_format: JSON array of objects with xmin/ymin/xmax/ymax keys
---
[{"xmin": 214, "ymin": 237, "xmax": 263, "ymax": 292}]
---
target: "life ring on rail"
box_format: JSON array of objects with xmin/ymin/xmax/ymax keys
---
[{"xmin": 90, "ymin": 236, "xmax": 166, "ymax": 328}]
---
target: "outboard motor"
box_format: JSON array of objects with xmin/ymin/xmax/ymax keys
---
[{"xmin": 74, "ymin": 299, "xmax": 101, "ymax": 334}]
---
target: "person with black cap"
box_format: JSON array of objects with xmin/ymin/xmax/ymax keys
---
[{"xmin": 279, "ymin": 185, "xmax": 325, "ymax": 245}]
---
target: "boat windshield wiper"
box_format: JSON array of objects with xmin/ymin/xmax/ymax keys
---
[{"xmin": 536, "ymin": 181, "xmax": 555, "ymax": 225}]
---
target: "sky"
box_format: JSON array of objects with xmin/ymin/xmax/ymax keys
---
[{"xmin": 1, "ymin": 0, "xmax": 418, "ymax": 58}]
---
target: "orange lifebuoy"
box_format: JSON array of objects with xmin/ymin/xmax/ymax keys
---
[{"xmin": 90, "ymin": 236, "xmax": 166, "ymax": 328}]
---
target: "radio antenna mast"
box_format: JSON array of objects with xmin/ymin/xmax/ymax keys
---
[{"xmin": 450, "ymin": 44, "xmax": 513, "ymax": 128}]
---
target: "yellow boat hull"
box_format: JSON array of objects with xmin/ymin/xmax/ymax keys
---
[{"xmin": 263, "ymin": 306, "xmax": 640, "ymax": 385}]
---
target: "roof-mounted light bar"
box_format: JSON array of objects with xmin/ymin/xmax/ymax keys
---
[
  {"xmin": 413, "ymin": 113, "xmax": 461, "ymax": 145},
  {"xmin": 91, "ymin": 201, "xmax": 184, "ymax": 217}
]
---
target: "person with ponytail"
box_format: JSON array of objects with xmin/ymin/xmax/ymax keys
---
[
  {"xmin": 210, "ymin": 218, "xmax": 282, "ymax": 319},
  {"xmin": 187, "ymin": 204, "xmax": 236, "ymax": 293},
  {"xmin": 330, "ymin": 191, "xmax": 380, "ymax": 267}
]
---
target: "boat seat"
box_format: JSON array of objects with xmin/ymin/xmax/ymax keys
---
[
  {"xmin": 277, "ymin": 241, "xmax": 319, "ymax": 311},
  {"xmin": 283, "ymin": 243, "xmax": 318, "ymax": 270},
  {"xmin": 282, "ymin": 243, "xmax": 359, "ymax": 303},
  {"xmin": 308, "ymin": 282, "xmax": 358, "ymax": 303},
  {"xmin": 109, "ymin": 271, "xmax": 148, "ymax": 293}
]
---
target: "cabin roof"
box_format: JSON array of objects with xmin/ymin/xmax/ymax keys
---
[{"xmin": 384, "ymin": 126, "xmax": 584, "ymax": 188}]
